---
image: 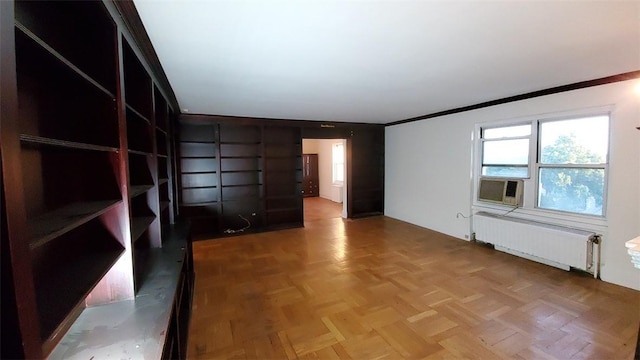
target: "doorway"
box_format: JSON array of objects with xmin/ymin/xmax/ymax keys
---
[{"xmin": 302, "ymin": 139, "xmax": 347, "ymax": 222}]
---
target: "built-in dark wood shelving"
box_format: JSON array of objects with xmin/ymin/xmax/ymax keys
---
[
  {"xmin": 35, "ymin": 244, "xmax": 123, "ymax": 339},
  {"xmin": 130, "ymin": 185, "xmax": 154, "ymax": 199},
  {"xmin": 3, "ymin": 1, "xmax": 182, "ymax": 357},
  {"xmin": 20, "ymin": 135, "xmax": 119, "ymax": 153},
  {"xmin": 181, "ymin": 202, "xmax": 219, "ymax": 207},
  {"xmin": 28, "ymin": 200, "xmax": 121, "ymax": 250},
  {"xmin": 129, "ymin": 149, "xmax": 152, "ymax": 156},
  {"xmin": 131, "ymin": 216, "xmax": 156, "ymax": 243},
  {"xmin": 14, "ymin": 22, "xmax": 114, "ymax": 98},
  {"xmin": 31, "ymin": 218, "xmax": 124, "ymax": 346},
  {"xmin": 126, "ymin": 104, "xmax": 151, "ymax": 124}
]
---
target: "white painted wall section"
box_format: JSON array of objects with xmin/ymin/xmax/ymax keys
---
[{"xmin": 385, "ymin": 79, "xmax": 640, "ymax": 290}]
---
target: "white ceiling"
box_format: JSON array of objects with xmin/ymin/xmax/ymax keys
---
[{"xmin": 133, "ymin": 1, "xmax": 639, "ymax": 124}]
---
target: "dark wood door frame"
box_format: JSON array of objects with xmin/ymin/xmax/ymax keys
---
[{"xmin": 302, "ymin": 137, "xmax": 349, "ymax": 218}]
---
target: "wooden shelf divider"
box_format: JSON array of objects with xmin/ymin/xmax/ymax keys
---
[
  {"xmin": 28, "ymin": 200, "xmax": 121, "ymax": 250},
  {"xmin": 131, "ymin": 216, "xmax": 156, "ymax": 243},
  {"xmin": 20, "ymin": 135, "xmax": 119, "ymax": 153},
  {"xmin": 15, "ymin": 22, "xmax": 115, "ymax": 98},
  {"xmin": 129, "ymin": 185, "xmax": 154, "ymax": 198}
]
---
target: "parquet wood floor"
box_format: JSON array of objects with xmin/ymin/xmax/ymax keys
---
[
  {"xmin": 303, "ymin": 197, "xmax": 343, "ymax": 222},
  {"xmin": 188, "ymin": 216, "xmax": 640, "ymax": 359}
]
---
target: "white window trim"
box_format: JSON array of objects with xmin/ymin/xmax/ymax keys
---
[
  {"xmin": 472, "ymin": 105, "xmax": 614, "ymax": 231},
  {"xmin": 332, "ymin": 142, "xmax": 345, "ymax": 186},
  {"xmin": 479, "ymin": 126, "xmax": 532, "ymax": 179}
]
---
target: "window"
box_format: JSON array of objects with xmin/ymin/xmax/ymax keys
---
[
  {"xmin": 480, "ymin": 124, "xmax": 531, "ymax": 178},
  {"xmin": 332, "ymin": 142, "xmax": 344, "ymax": 185},
  {"xmin": 478, "ymin": 114, "xmax": 609, "ymax": 217},
  {"xmin": 538, "ymin": 116, "xmax": 609, "ymax": 216}
]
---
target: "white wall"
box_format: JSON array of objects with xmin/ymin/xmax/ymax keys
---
[
  {"xmin": 385, "ymin": 79, "xmax": 640, "ymax": 290},
  {"xmin": 302, "ymin": 139, "xmax": 343, "ymax": 203},
  {"xmin": 318, "ymin": 139, "xmax": 344, "ymax": 203}
]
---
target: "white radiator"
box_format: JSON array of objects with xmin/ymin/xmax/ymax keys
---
[{"xmin": 473, "ymin": 212, "xmax": 600, "ymax": 277}]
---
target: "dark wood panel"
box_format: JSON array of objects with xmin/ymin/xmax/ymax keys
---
[
  {"xmin": 264, "ymin": 126, "xmax": 300, "ymax": 144},
  {"xmin": 181, "ymin": 173, "xmax": 218, "ymax": 188},
  {"xmin": 179, "ymin": 123, "xmax": 216, "ymax": 143},
  {"xmin": 182, "ymin": 188, "xmax": 218, "ymax": 204},
  {"xmin": 221, "ymin": 172, "xmax": 261, "ymax": 186},
  {"xmin": 179, "ymin": 142, "xmax": 217, "ymax": 157},
  {"xmin": 264, "ymin": 170, "xmax": 300, "ymax": 187},
  {"xmin": 220, "ymin": 143, "xmax": 260, "ymax": 157},
  {"xmin": 180, "ymin": 158, "xmax": 218, "ymax": 173},
  {"xmin": 266, "ymin": 197, "xmax": 299, "ymax": 209},
  {"xmin": 222, "ymin": 185, "xmax": 262, "ymax": 200},
  {"xmin": 348, "ymin": 127, "xmax": 385, "ymax": 217},
  {"xmin": 266, "ymin": 209, "xmax": 303, "ymax": 226},
  {"xmin": 265, "ymin": 157, "xmax": 301, "ymax": 171},
  {"xmin": 219, "ymin": 125, "xmax": 260, "ymax": 143},
  {"xmin": 220, "ymin": 158, "xmax": 261, "ymax": 172},
  {"xmin": 179, "ymin": 205, "xmax": 219, "ymax": 218},
  {"xmin": 265, "ymin": 145, "xmax": 300, "ymax": 158}
]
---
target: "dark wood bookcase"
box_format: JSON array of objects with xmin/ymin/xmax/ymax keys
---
[
  {"xmin": 264, "ymin": 126, "xmax": 304, "ymax": 227},
  {"xmin": 176, "ymin": 115, "xmax": 384, "ymax": 239},
  {"xmin": 219, "ymin": 124, "xmax": 264, "ymax": 231},
  {"xmin": 12, "ymin": 1, "xmax": 125, "ymax": 354},
  {"xmin": 1, "ymin": 1, "xmax": 185, "ymax": 358},
  {"xmin": 177, "ymin": 122, "xmax": 221, "ymax": 235}
]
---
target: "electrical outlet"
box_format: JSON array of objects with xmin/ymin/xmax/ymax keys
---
[{"xmin": 464, "ymin": 234, "xmax": 469, "ymax": 239}]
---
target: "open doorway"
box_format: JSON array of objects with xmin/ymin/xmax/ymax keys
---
[{"xmin": 302, "ymin": 139, "xmax": 347, "ymax": 222}]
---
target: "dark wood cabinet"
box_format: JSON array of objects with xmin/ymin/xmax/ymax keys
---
[
  {"xmin": 302, "ymin": 154, "xmax": 319, "ymax": 197},
  {"xmin": 1, "ymin": 1, "xmax": 184, "ymax": 357}
]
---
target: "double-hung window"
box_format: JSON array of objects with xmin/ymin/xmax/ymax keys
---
[
  {"xmin": 537, "ymin": 116, "xmax": 609, "ymax": 216},
  {"xmin": 480, "ymin": 124, "xmax": 531, "ymax": 178},
  {"xmin": 478, "ymin": 114, "xmax": 609, "ymax": 217}
]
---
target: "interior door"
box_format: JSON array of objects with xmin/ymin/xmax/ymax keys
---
[{"xmin": 302, "ymin": 154, "xmax": 319, "ymax": 197}]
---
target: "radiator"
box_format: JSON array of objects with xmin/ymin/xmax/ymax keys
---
[{"xmin": 473, "ymin": 212, "xmax": 600, "ymax": 277}]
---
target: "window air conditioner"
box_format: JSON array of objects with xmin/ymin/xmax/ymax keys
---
[{"xmin": 478, "ymin": 177, "xmax": 523, "ymax": 206}]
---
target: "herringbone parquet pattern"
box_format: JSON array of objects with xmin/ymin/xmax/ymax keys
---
[{"xmin": 188, "ymin": 214, "xmax": 639, "ymax": 359}]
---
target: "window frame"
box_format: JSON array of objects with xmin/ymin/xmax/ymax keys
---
[
  {"xmin": 332, "ymin": 142, "xmax": 345, "ymax": 186},
  {"xmin": 534, "ymin": 116, "xmax": 610, "ymax": 217},
  {"xmin": 479, "ymin": 124, "xmax": 532, "ymax": 179},
  {"xmin": 474, "ymin": 109, "xmax": 611, "ymax": 219}
]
